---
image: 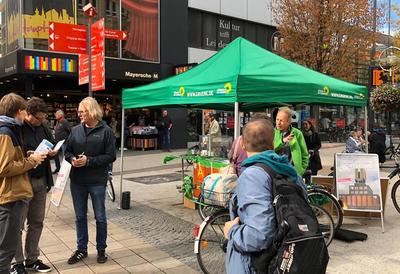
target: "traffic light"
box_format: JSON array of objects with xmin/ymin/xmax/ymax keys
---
[{"xmin": 372, "ymin": 68, "xmax": 388, "ymax": 86}]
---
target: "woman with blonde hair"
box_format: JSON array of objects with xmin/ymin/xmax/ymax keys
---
[{"xmin": 65, "ymin": 97, "xmax": 116, "ymax": 265}]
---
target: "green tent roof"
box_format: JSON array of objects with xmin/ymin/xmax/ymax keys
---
[{"xmin": 122, "ymin": 37, "xmax": 367, "ymax": 110}]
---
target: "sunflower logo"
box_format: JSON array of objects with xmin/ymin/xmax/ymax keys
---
[
  {"xmin": 323, "ymin": 86, "xmax": 329, "ymax": 96},
  {"xmin": 179, "ymin": 86, "xmax": 185, "ymax": 96},
  {"xmin": 224, "ymin": 82, "xmax": 232, "ymax": 94}
]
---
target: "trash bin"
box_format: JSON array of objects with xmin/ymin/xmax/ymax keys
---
[{"xmin": 121, "ymin": 191, "xmax": 131, "ymax": 210}]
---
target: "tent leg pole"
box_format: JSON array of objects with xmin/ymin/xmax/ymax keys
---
[
  {"xmin": 364, "ymin": 106, "xmax": 368, "ymax": 153},
  {"xmin": 234, "ymin": 102, "xmax": 240, "ymax": 139},
  {"xmin": 118, "ymin": 109, "xmax": 125, "ymax": 209}
]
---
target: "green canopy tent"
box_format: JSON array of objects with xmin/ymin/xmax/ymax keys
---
[
  {"xmin": 122, "ymin": 37, "xmax": 367, "ymax": 138},
  {"xmin": 117, "ymin": 37, "xmax": 368, "ymax": 206}
]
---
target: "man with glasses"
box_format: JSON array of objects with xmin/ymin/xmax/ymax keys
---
[{"xmin": 11, "ymin": 97, "xmax": 58, "ymax": 274}]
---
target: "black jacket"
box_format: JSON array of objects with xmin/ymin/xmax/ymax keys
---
[
  {"xmin": 65, "ymin": 121, "xmax": 116, "ymax": 185},
  {"xmin": 21, "ymin": 122, "xmax": 54, "ymax": 188}
]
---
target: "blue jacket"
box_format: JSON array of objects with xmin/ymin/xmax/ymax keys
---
[
  {"xmin": 345, "ymin": 137, "xmax": 362, "ymax": 153},
  {"xmin": 226, "ymin": 150, "xmax": 306, "ymax": 274}
]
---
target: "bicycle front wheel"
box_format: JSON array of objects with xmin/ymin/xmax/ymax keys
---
[
  {"xmin": 311, "ymin": 204, "xmax": 334, "ymax": 247},
  {"xmin": 107, "ymin": 178, "xmax": 116, "ymax": 202},
  {"xmin": 196, "ymin": 212, "xmax": 230, "ymax": 274},
  {"xmin": 391, "ymin": 180, "xmax": 400, "ymax": 214},
  {"xmin": 308, "ymin": 188, "xmax": 343, "ymax": 232}
]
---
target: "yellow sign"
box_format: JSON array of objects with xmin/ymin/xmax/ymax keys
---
[{"xmin": 23, "ymin": 8, "xmax": 75, "ymax": 39}]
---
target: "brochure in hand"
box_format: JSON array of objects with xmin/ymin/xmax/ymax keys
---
[{"xmin": 34, "ymin": 139, "xmax": 54, "ymax": 154}]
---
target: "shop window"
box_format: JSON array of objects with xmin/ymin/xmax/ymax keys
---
[
  {"xmin": 122, "ymin": 0, "xmax": 160, "ymax": 62},
  {"xmin": 202, "ymin": 12, "xmax": 217, "ymax": 51},
  {"xmin": 188, "ymin": 9, "xmax": 201, "ymax": 48}
]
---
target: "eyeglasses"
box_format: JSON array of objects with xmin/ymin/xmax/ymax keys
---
[
  {"xmin": 77, "ymin": 110, "xmax": 88, "ymax": 115},
  {"xmin": 33, "ymin": 113, "xmax": 47, "ymax": 120}
]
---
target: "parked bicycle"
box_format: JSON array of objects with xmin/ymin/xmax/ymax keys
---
[
  {"xmin": 389, "ymin": 163, "xmax": 400, "ymax": 214},
  {"xmin": 194, "ymin": 173, "xmax": 335, "ymax": 274},
  {"xmin": 385, "ymin": 143, "xmax": 400, "ymax": 162},
  {"xmin": 194, "ymin": 203, "xmax": 334, "ymax": 274},
  {"xmin": 303, "ymin": 170, "xmax": 344, "ymax": 232}
]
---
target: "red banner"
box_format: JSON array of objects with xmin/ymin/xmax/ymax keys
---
[
  {"xmin": 91, "ymin": 19, "xmax": 105, "ymax": 91},
  {"xmin": 105, "ymin": 29, "xmax": 127, "ymax": 40},
  {"xmin": 48, "ymin": 22, "xmax": 87, "ymax": 54}
]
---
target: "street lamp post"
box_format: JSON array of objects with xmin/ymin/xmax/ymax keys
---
[{"xmin": 83, "ymin": 2, "xmax": 97, "ymax": 97}]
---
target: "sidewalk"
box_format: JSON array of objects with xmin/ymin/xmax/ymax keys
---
[{"xmin": 41, "ymin": 191, "xmax": 199, "ymax": 274}]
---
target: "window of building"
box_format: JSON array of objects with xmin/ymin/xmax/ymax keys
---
[
  {"xmin": 202, "ymin": 12, "xmax": 217, "ymax": 51},
  {"xmin": 188, "ymin": 9, "xmax": 201, "ymax": 48},
  {"xmin": 121, "ymin": 0, "xmax": 160, "ymax": 62}
]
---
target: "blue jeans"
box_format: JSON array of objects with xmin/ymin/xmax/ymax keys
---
[
  {"xmin": 162, "ymin": 130, "xmax": 171, "ymax": 149},
  {"xmin": 70, "ymin": 184, "xmax": 107, "ymax": 251}
]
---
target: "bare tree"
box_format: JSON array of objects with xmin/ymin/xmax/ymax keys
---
[{"xmin": 274, "ymin": 0, "xmax": 384, "ymax": 82}]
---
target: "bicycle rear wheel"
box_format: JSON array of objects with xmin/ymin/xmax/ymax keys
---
[
  {"xmin": 107, "ymin": 178, "xmax": 116, "ymax": 202},
  {"xmin": 311, "ymin": 204, "xmax": 334, "ymax": 247},
  {"xmin": 197, "ymin": 194, "xmax": 220, "ymax": 221},
  {"xmin": 308, "ymin": 188, "xmax": 343, "ymax": 232},
  {"xmin": 196, "ymin": 212, "xmax": 230, "ymax": 274},
  {"xmin": 391, "ymin": 180, "xmax": 400, "ymax": 214}
]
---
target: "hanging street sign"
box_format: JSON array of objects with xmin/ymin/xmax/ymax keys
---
[
  {"xmin": 48, "ymin": 22, "xmax": 87, "ymax": 54},
  {"xmin": 91, "ymin": 18, "xmax": 105, "ymax": 91}
]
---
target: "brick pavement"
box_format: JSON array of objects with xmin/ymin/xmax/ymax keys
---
[{"xmin": 40, "ymin": 192, "xmax": 200, "ymax": 274}]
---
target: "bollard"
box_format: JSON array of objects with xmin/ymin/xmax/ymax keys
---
[{"xmin": 121, "ymin": 191, "xmax": 131, "ymax": 210}]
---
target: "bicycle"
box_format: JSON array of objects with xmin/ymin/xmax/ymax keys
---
[
  {"xmin": 107, "ymin": 170, "xmax": 116, "ymax": 202},
  {"xmin": 389, "ymin": 163, "xmax": 400, "ymax": 214},
  {"xmin": 304, "ymin": 170, "xmax": 344, "ymax": 232},
  {"xmin": 385, "ymin": 142, "xmax": 400, "ymax": 160},
  {"xmin": 194, "ymin": 203, "xmax": 334, "ymax": 274}
]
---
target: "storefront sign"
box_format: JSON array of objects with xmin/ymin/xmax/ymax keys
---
[
  {"xmin": 24, "ymin": 54, "xmax": 76, "ymax": 73},
  {"xmin": 48, "ymin": 22, "xmax": 87, "ymax": 54},
  {"xmin": 0, "ymin": 52, "xmax": 18, "ymax": 78},
  {"xmin": 124, "ymin": 71, "xmax": 159, "ymax": 80},
  {"xmin": 91, "ymin": 18, "xmax": 105, "ymax": 91},
  {"xmin": 175, "ymin": 63, "xmax": 197, "ymax": 75}
]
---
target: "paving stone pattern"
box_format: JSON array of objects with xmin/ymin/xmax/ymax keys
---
[{"xmin": 107, "ymin": 202, "xmax": 202, "ymax": 272}]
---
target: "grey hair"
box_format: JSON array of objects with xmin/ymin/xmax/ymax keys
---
[
  {"xmin": 278, "ymin": 107, "xmax": 293, "ymax": 122},
  {"xmin": 55, "ymin": 109, "xmax": 65, "ymax": 116}
]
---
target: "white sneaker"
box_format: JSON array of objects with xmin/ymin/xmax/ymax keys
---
[{"xmin": 123, "ymin": 148, "xmax": 128, "ymax": 151}]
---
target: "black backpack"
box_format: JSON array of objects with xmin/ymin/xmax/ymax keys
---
[{"xmin": 251, "ymin": 163, "xmax": 329, "ymax": 274}]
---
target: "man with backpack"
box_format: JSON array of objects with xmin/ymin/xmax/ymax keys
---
[{"xmin": 224, "ymin": 119, "xmax": 328, "ymax": 274}]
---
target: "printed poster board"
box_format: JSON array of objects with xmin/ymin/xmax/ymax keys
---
[
  {"xmin": 50, "ymin": 159, "xmax": 71, "ymax": 207},
  {"xmin": 335, "ymin": 153, "xmax": 382, "ymax": 212}
]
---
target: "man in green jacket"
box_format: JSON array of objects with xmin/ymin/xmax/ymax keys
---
[{"xmin": 274, "ymin": 107, "xmax": 309, "ymax": 176}]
